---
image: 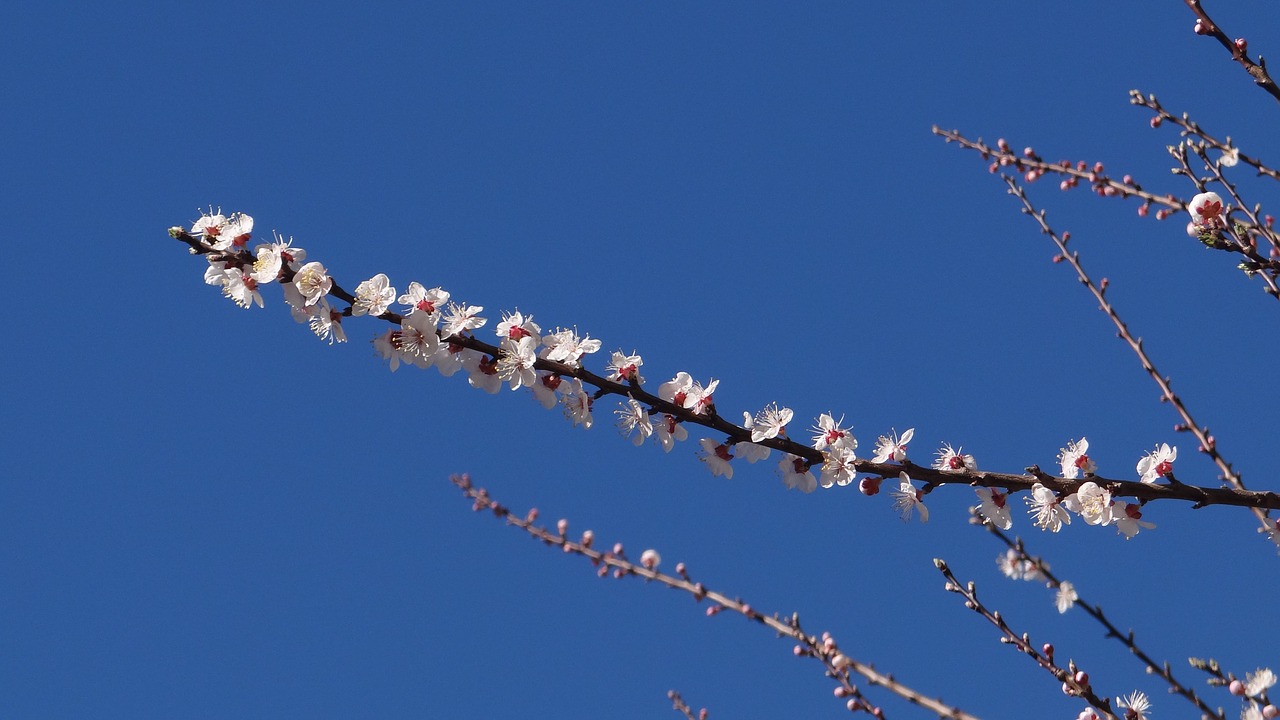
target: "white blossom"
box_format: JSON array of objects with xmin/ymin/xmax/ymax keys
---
[
  {"xmin": 1136, "ymin": 443, "xmax": 1176, "ymax": 483},
  {"xmin": 778, "ymin": 455, "xmax": 817, "ymax": 493},
  {"xmin": 615, "ymin": 397, "xmax": 653, "ymax": 447},
  {"xmin": 871, "ymin": 427, "xmax": 913, "ymax": 463},
  {"xmin": 1026, "ymin": 483, "xmax": 1071, "ymax": 533},
  {"xmin": 1063, "ymin": 481, "xmax": 1113, "ymax": 526},
  {"xmin": 352, "ymin": 273, "xmax": 396, "ymax": 317},
  {"xmin": 1055, "ymin": 581, "xmax": 1078, "ymax": 614},
  {"xmin": 891, "ymin": 472, "xmax": 928, "ymax": 522},
  {"xmin": 974, "ymin": 487, "xmax": 1012, "ymax": 530},
  {"xmin": 1058, "ymin": 437, "xmax": 1096, "ymax": 479},
  {"xmin": 698, "ymin": 438, "xmax": 734, "ymax": 479}
]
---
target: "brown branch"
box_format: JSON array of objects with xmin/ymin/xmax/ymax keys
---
[
  {"xmin": 978, "ymin": 516, "xmax": 1225, "ymax": 720},
  {"xmin": 453, "ymin": 473, "xmax": 979, "ymax": 720},
  {"xmin": 1183, "ymin": 0, "xmax": 1280, "ymax": 104},
  {"xmin": 996, "ymin": 175, "xmax": 1274, "ymax": 536},
  {"xmin": 170, "ymin": 225, "xmax": 1280, "ymax": 516},
  {"xmin": 667, "ymin": 690, "xmax": 703, "ymax": 720},
  {"xmin": 934, "ymin": 558, "xmax": 1119, "ymax": 720}
]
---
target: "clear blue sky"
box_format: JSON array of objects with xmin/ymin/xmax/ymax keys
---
[{"xmin": 3, "ymin": 2, "xmax": 1278, "ymax": 718}]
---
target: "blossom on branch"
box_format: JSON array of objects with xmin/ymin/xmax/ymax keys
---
[
  {"xmin": 933, "ymin": 443, "xmax": 976, "ymax": 472},
  {"xmin": 973, "ymin": 487, "xmax": 1011, "ymax": 530},
  {"xmin": 698, "ymin": 438, "xmax": 734, "ymax": 479},
  {"xmin": 1188, "ymin": 190, "xmax": 1224, "ymax": 226},
  {"xmin": 1026, "ymin": 483, "xmax": 1071, "ymax": 532},
  {"xmin": 542, "ymin": 327, "xmax": 601, "ymax": 367},
  {"xmin": 1063, "ymin": 481, "xmax": 1113, "ymax": 526},
  {"xmin": 778, "ymin": 455, "xmax": 816, "ymax": 493},
  {"xmin": 1055, "ymin": 581, "xmax": 1078, "ymax": 614},
  {"xmin": 871, "ymin": 427, "xmax": 913, "ymax": 463},
  {"xmin": 293, "ymin": 261, "xmax": 333, "ymax": 307},
  {"xmin": 605, "ymin": 351, "xmax": 644, "ymax": 383},
  {"xmin": 653, "ymin": 414, "xmax": 688, "ymax": 453},
  {"xmin": 497, "ymin": 310, "xmax": 541, "ymax": 343},
  {"xmin": 441, "ymin": 302, "xmax": 487, "ymax": 336},
  {"xmin": 352, "ymin": 273, "xmax": 396, "ymax": 317},
  {"xmin": 615, "ymin": 397, "xmax": 653, "ymax": 447},
  {"xmin": 398, "ymin": 282, "xmax": 449, "ymax": 325},
  {"xmin": 891, "ymin": 472, "xmax": 928, "ymax": 522},
  {"xmin": 812, "ymin": 413, "xmax": 857, "ymax": 454},
  {"xmin": 1112, "ymin": 500, "xmax": 1155, "ymax": 539},
  {"xmin": 1116, "ymin": 690, "xmax": 1152, "ymax": 720},
  {"xmin": 1058, "ymin": 437, "xmax": 1096, "ymax": 479},
  {"xmin": 749, "ymin": 403, "xmax": 793, "ymax": 443},
  {"xmin": 1136, "ymin": 443, "xmax": 1176, "ymax": 483}
]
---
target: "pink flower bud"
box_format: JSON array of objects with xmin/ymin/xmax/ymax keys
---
[
  {"xmin": 556, "ymin": 519, "xmax": 568, "ymax": 535},
  {"xmin": 640, "ymin": 549, "xmax": 661, "ymax": 569},
  {"xmin": 859, "ymin": 477, "xmax": 882, "ymax": 496},
  {"xmin": 1150, "ymin": 116, "xmax": 1163, "ymax": 128},
  {"xmin": 1230, "ymin": 679, "xmax": 1246, "ymax": 696},
  {"xmin": 1236, "ymin": 38, "xmax": 1248, "ymax": 53},
  {"xmin": 1074, "ymin": 671, "xmax": 1089, "ymax": 688},
  {"xmin": 1262, "ymin": 704, "xmax": 1278, "ymax": 719}
]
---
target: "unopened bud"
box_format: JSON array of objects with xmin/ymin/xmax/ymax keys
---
[{"xmin": 1236, "ymin": 38, "xmax": 1248, "ymax": 53}]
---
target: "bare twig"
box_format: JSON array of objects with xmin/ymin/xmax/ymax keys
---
[
  {"xmin": 934, "ymin": 558, "xmax": 1119, "ymax": 720},
  {"xmin": 977, "ymin": 515, "xmax": 1225, "ymax": 720},
  {"xmin": 453, "ymin": 473, "xmax": 979, "ymax": 720},
  {"xmin": 1182, "ymin": 0, "xmax": 1280, "ymax": 104},
  {"xmin": 996, "ymin": 174, "xmax": 1272, "ymax": 535}
]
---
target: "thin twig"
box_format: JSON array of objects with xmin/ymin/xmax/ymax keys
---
[
  {"xmin": 453, "ymin": 473, "xmax": 979, "ymax": 720},
  {"xmin": 1182, "ymin": 0, "xmax": 1280, "ymax": 104},
  {"xmin": 998, "ymin": 175, "xmax": 1273, "ymax": 534},
  {"xmin": 977, "ymin": 515, "xmax": 1225, "ymax": 720}
]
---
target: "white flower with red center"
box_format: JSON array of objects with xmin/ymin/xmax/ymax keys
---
[
  {"xmin": 464, "ymin": 353, "xmax": 502, "ymax": 394},
  {"xmin": 542, "ymin": 327, "xmax": 601, "ymax": 367},
  {"xmin": 1136, "ymin": 443, "xmax": 1176, "ymax": 483},
  {"xmin": 531, "ymin": 372, "xmax": 563, "ymax": 409},
  {"xmin": 1189, "ymin": 191, "xmax": 1225, "ymax": 225},
  {"xmin": 933, "ymin": 443, "xmax": 976, "ymax": 472},
  {"xmin": 293, "ymin": 261, "xmax": 332, "ymax": 307},
  {"xmin": 441, "ymin": 302, "xmax": 487, "ymax": 336},
  {"xmin": 1058, "ymin": 437, "xmax": 1096, "ymax": 479},
  {"xmin": 251, "ymin": 232, "xmax": 306, "ymax": 284},
  {"xmin": 1112, "ymin": 500, "xmax": 1155, "ymax": 539},
  {"xmin": 681, "ymin": 377, "xmax": 719, "ymax": 415},
  {"xmin": 891, "ymin": 472, "xmax": 928, "ymax": 522},
  {"xmin": 281, "ymin": 281, "xmax": 310, "ymax": 322},
  {"xmin": 397, "ymin": 314, "xmax": 439, "ymax": 368},
  {"xmin": 872, "ymin": 428, "xmax": 914, "ymax": 463},
  {"xmin": 997, "ymin": 548, "xmax": 1045, "ymax": 581},
  {"xmin": 373, "ymin": 328, "xmax": 403, "ymax": 370},
  {"xmin": 812, "ymin": 413, "xmax": 857, "ymax": 454},
  {"xmin": 1063, "ymin": 481, "xmax": 1113, "ymax": 526},
  {"xmin": 697, "ymin": 438, "xmax": 734, "ymax": 479},
  {"xmin": 654, "ymin": 414, "xmax": 688, "ymax": 453},
  {"xmin": 562, "ymin": 378, "xmax": 593, "ymax": 428},
  {"xmin": 974, "ymin": 487, "xmax": 1012, "ymax": 530},
  {"xmin": 750, "ymin": 403, "xmax": 793, "ymax": 443},
  {"xmin": 496, "ymin": 310, "xmax": 542, "ymax": 344},
  {"xmin": 1116, "ymin": 690, "xmax": 1152, "ymax": 720},
  {"xmin": 433, "ymin": 342, "xmax": 472, "ymax": 377},
  {"xmin": 818, "ymin": 447, "xmax": 858, "ymax": 488},
  {"xmin": 605, "ymin": 351, "xmax": 644, "ymax": 384},
  {"xmin": 735, "ymin": 413, "xmax": 772, "ymax": 463},
  {"xmin": 215, "ymin": 212, "xmax": 254, "ymax": 251},
  {"xmin": 191, "ymin": 207, "xmax": 227, "ymax": 242},
  {"xmin": 204, "ymin": 260, "xmax": 229, "ymax": 287},
  {"xmin": 779, "ymin": 455, "xmax": 816, "ymax": 493},
  {"xmin": 496, "ymin": 336, "xmax": 539, "ymax": 390},
  {"xmin": 220, "ymin": 267, "xmax": 263, "ymax": 309},
  {"xmin": 1026, "ymin": 483, "xmax": 1072, "ymax": 532},
  {"xmin": 352, "ymin": 273, "xmax": 396, "ymax": 317},
  {"xmin": 615, "ymin": 397, "xmax": 653, "ymax": 446},
  {"xmin": 398, "ymin": 282, "xmax": 450, "ymax": 325},
  {"xmin": 1055, "ymin": 581, "xmax": 1078, "ymax": 614},
  {"xmin": 306, "ymin": 300, "xmax": 345, "ymax": 345}
]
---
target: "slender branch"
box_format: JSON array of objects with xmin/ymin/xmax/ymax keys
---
[
  {"xmin": 452, "ymin": 473, "xmax": 980, "ymax": 720},
  {"xmin": 1129, "ymin": 89, "xmax": 1280, "ymax": 187},
  {"xmin": 170, "ymin": 226, "xmax": 1280, "ymax": 517},
  {"xmin": 998, "ymin": 175, "xmax": 1274, "ymax": 535},
  {"xmin": 1182, "ymin": 0, "xmax": 1280, "ymax": 104},
  {"xmin": 978, "ymin": 516, "xmax": 1225, "ymax": 720},
  {"xmin": 934, "ymin": 559, "xmax": 1119, "ymax": 720}
]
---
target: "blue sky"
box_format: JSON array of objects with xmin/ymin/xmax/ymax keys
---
[{"xmin": 3, "ymin": 2, "xmax": 1279, "ymax": 718}]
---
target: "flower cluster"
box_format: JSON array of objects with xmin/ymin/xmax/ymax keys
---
[{"xmin": 181, "ymin": 210, "xmax": 1199, "ymax": 537}]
